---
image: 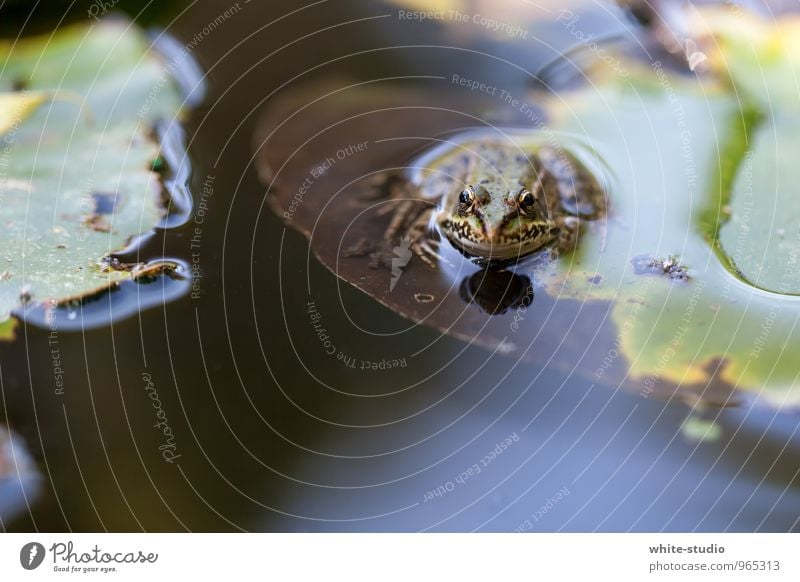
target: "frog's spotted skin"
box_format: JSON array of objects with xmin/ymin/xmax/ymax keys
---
[
  {"xmin": 418, "ymin": 138, "xmax": 606, "ymax": 265},
  {"xmin": 354, "ymin": 135, "xmax": 607, "ymax": 269},
  {"xmin": 433, "ymin": 143, "xmax": 559, "ymax": 262}
]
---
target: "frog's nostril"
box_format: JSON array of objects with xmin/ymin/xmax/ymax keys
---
[{"xmin": 484, "ymin": 225, "xmax": 497, "ymax": 240}]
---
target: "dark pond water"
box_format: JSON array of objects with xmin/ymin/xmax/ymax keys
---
[{"xmin": 1, "ymin": 0, "xmax": 799, "ymax": 532}]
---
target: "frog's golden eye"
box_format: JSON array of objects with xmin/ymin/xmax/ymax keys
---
[
  {"xmin": 517, "ymin": 188, "xmax": 536, "ymax": 212},
  {"xmin": 459, "ymin": 186, "xmax": 476, "ymax": 208}
]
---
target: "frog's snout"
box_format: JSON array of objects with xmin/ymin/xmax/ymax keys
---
[{"xmin": 484, "ymin": 224, "xmax": 499, "ymax": 241}]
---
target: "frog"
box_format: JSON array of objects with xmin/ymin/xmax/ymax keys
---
[{"xmin": 355, "ymin": 137, "xmax": 607, "ymax": 269}]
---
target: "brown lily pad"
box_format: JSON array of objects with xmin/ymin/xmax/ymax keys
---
[{"xmin": 254, "ymin": 79, "xmax": 631, "ymax": 389}]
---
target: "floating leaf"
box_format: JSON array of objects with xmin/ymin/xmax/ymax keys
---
[
  {"xmin": 257, "ymin": 82, "xmax": 650, "ymax": 392},
  {"xmin": 539, "ymin": 50, "xmax": 800, "ymax": 406},
  {"xmin": 0, "ymin": 20, "xmax": 185, "ymax": 324},
  {"xmin": 684, "ymin": 8, "xmax": 800, "ymax": 294}
]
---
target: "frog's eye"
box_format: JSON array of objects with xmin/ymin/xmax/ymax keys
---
[
  {"xmin": 459, "ymin": 186, "xmax": 476, "ymax": 208},
  {"xmin": 517, "ymin": 188, "xmax": 536, "ymax": 212}
]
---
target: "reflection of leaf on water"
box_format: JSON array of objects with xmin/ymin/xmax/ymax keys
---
[
  {"xmin": 0, "ymin": 21, "xmax": 186, "ymax": 331},
  {"xmin": 257, "ymin": 6, "xmax": 800, "ymax": 408}
]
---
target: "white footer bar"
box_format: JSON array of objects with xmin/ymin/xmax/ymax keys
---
[{"xmin": 0, "ymin": 533, "xmax": 796, "ymax": 580}]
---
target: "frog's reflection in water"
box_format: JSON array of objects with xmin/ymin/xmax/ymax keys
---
[{"xmin": 459, "ymin": 268, "xmax": 533, "ymax": 315}]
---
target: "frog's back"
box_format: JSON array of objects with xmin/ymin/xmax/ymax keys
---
[{"xmin": 537, "ymin": 146, "xmax": 607, "ymax": 219}]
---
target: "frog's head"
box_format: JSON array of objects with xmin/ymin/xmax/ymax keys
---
[{"xmin": 436, "ymin": 171, "xmax": 558, "ymax": 263}]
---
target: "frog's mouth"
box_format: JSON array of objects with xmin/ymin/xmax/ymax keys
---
[{"xmin": 445, "ymin": 228, "xmax": 558, "ymax": 264}]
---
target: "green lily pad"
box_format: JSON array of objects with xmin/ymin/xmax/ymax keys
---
[
  {"xmin": 536, "ymin": 8, "xmax": 800, "ymax": 407},
  {"xmin": 718, "ymin": 113, "xmax": 800, "ymax": 294},
  {"xmin": 689, "ymin": 8, "xmax": 800, "ymax": 294},
  {"xmin": 0, "ymin": 20, "xmax": 185, "ymax": 324}
]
